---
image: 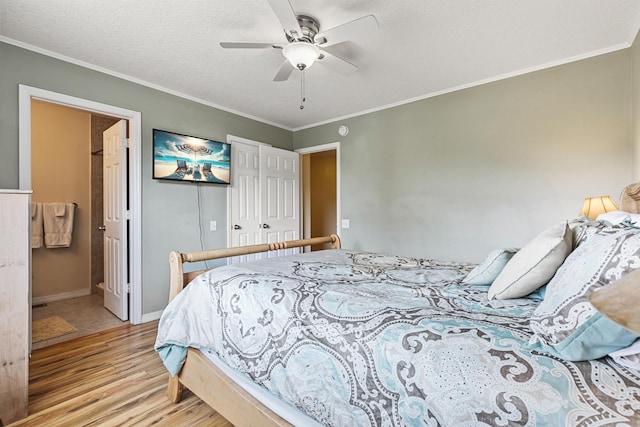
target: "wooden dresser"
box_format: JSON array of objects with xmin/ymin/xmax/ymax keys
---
[{"xmin": 0, "ymin": 190, "xmax": 31, "ymax": 425}]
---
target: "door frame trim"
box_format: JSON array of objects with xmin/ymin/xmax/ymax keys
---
[
  {"xmin": 295, "ymin": 142, "xmax": 341, "ymax": 238},
  {"xmin": 18, "ymin": 84, "xmax": 143, "ymax": 324}
]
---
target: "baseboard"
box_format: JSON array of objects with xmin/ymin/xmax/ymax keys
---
[
  {"xmin": 32, "ymin": 289, "xmax": 92, "ymax": 306},
  {"xmin": 141, "ymin": 310, "xmax": 163, "ymax": 323}
]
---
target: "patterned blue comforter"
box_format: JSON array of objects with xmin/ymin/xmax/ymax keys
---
[{"xmin": 155, "ymin": 249, "xmax": 640, "ymax": 426}]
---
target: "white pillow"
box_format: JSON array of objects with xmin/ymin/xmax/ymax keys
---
[
  {"xmin": 488, "ymin": 222, "xmax": 572, "ymax": 300},
  {"xmin": 463, "ymin": 248, "xmax": 518, "ymax": 285},
  {"xmin": 609, "ymin": 339, "xmax": 640, "ymax": 371},
  {"xmin": 596, "ymin": 211, "xmax": 640, "ymax": 226}
]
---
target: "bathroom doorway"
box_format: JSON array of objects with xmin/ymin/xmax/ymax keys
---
[
  {"xmin": 28, "ymin": 101, "xmax": 124, "ymax": 345},
  {"xmin": 19, "ymin": 85, "xmax": 143, "ymax": 338}
]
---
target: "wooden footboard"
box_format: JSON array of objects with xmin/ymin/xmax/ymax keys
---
[
  {"xmin": 173, "ymin": 348, "xmax": 292, "ymax": 426},
  {"xmin": 166, "ymin": 234, "xmax": 341, "ymax": 426}
]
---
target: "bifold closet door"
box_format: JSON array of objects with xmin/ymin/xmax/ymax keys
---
[
  {"xmin": 229, "ymin": 141, "xmax": 300, "ymax": 263},
  {"xmin": 259, "ymin": 145, "xmax": 300, "ymax": 258},
  {"xmin": 229, "ymin": 142, "xmax": 261, "ymax": 263}
]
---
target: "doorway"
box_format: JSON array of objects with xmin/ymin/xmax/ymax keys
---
[
  {"xmin": 297, "ymin": 142, "xmax": 341, "ymax": 251},
  {"xmin": 18, "ymin": 85, "xmax": 143, "ymax": 326},
  {"xmin": 28, "ymin": 101, "xmax": 125, "ymax": 346}
]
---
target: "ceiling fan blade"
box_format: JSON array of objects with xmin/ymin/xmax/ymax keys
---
[
  {"xmin": 314, "ymin": 15, "xmax": 378, "ymax": 47},
  {"xmin": 273, "ymin": 60, "xmax": 295, "ymax": 81},
  {"xmin": 220, "ymin": 42, "xmax": 282, "ymax": 49},
  {"xmin": 266, "ymin": 0, "xmax": 303, "ymax": 39},
  {"xmin": 317, "ymin": 50, "xmax": 358, "ymax": 76}
]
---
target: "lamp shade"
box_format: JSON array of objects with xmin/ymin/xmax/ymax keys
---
[
  {"xmin": 578, "ymin": 195, "xmax": 619, "ymax": 220},
  {"xmin": 283, "ymin": 42, "xmax": 320, "ymax": 71}
]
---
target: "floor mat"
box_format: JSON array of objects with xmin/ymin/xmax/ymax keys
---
[{"xmin": 32, "ymin": 316, "xmax": 77, "ymax": 343}]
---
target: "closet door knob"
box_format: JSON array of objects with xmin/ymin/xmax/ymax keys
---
[
  {"xmin": 261, "ymin": 224, "xmax": 270, "ymax": 229},
  {"xmin": 233, "ymin": 224, "xmax": 241, "ymax": 230},
  {"xmin": 98, "ymin": 226, "xmax": 106, "ymax": 231}
]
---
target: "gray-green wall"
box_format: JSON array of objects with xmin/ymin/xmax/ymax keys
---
[
  {"xmin": 295, "ymin": 49, "xmax": 634, "ymax": 262},
  {"xmin": 0, "ymin": 41, "xmax": 292, "ymax": 315}
]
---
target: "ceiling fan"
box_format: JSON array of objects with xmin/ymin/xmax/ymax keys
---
[{"xmin": 220, "ymin": 0, "xmax": 378, "ymax": 82}]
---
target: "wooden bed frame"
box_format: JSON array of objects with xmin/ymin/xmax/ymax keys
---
[{"xmin": 166, "ymin": 234, "xmax": 342, "ymax": 426}]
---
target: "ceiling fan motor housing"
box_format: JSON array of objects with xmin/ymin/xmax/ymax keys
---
[{"xmin": 286, "ymin": 15, "xmax": 320, "ymax": 43}]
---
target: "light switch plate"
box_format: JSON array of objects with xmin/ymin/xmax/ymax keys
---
[
  {"xmin": 341, "ymin": 219, "xmax": 350, "ymax": 229},
  {"xmin": 210, "ymin": 220, "xmax": 217, "ymax": 231}
]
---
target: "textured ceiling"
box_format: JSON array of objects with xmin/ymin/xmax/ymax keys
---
[{"xmin": 2, "ymin": 0, "xmax": 640, "ymax": 130}]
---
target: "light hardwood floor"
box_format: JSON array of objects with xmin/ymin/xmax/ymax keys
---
[{"xmin": 8, "ymin": 321, "xmax": 234, "ymax": 426}]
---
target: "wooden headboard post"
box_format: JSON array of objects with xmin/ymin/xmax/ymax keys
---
[{"xmin": 168, "ymin": 251, "xmax": 184, "ymax": 303}]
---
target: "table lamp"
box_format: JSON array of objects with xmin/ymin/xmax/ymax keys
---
[{"xmin": 578, "ymin": 196, "xmax": 619, "ymax": 220}]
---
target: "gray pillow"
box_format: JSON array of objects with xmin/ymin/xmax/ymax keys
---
[{"xmin": 488, "ymin": 222, "xmax": 572, "ymax": 300}]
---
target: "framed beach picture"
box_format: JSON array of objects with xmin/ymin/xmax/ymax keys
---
[{"xmin": 152, "ymin": 129, "xmax": 231, "ymax": 184}]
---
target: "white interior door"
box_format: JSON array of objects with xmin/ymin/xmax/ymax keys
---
[
  {"xmin": 260, "ymin": 145, "xmax": 300, "ymax": 258},
  {"xmin": 229, "ymin": 141, "xmax": 261, "ymax": 263},
  {"xmin": 103, "ymin": 120, "xmax": 128, "ymax": 320}
]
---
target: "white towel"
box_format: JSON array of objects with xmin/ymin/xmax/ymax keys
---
[
  {"xmin": 31, "ymin": 202, "xmax": 43, "ymax": 249},
  {"xmin": 43, "ymin": 203, "xmax": 76, "ymax": 248}
]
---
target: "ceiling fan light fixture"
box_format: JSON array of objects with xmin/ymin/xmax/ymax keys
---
[{"xmin": 283, "ymin": 42, "xmax": 320, "ymax": 70}]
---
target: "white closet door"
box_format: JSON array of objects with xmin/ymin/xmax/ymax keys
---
[
  {"xmin": 228, "ymin": 140, "xmax": 300, "ymax": 262},
  {"xmin": 259, "ymin": 145, "xmax": 300, "ymax": 258},
  {"xmin": 229, "ymin": 141, "xmax": 261, "ymax": 263}
]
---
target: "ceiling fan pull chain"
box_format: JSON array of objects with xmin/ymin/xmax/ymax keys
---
[{"xmin": 300, "ymin": 70, "xmax": 306, "ymax": 109}]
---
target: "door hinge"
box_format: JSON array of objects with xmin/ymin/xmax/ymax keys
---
[
  {"xmin": 123, "ymin": 138, "xmax": 130, "ymax": 149},
  {"xmin": 124, "ymin": 210, "xmax": 131, "ymax": 220},
  {"xmin": 126, "ymin": 283, "xmax": 131, "ymax": 293}
]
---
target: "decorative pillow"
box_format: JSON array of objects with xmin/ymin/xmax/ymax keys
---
[
  {"xmin": 571, "ymin": 220, "xmax": 607, "ymax": 247},
  {"xmin": 590, "ymin": 263, "xmax": 640, "ymax": 335},
  {"xmin": 488, "ymin": 222, "xmax": 572, "ymax": 300},
  {"xmin": 568, "ymin": 215, "xmax": 594, "ymax": 247},
  {"xmin": 597, "ymin": 211, "xmax": 640, "ymax": 227},
  {"xmin": 463, "ymin": 248, "xmax": 518, "ymax": 285},
  {"xmin": 529, "ymin": 224, "xmax": 640, "ymax": 361}
]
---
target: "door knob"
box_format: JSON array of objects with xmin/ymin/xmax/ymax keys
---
[
  {"xmin": 98, "ymin": 226, "xmax": 106, "ymax": 231},
  {"xmin": 233, "ymin": 224, "xmax": 241, "ymax": 230},
  {"xmin": 261, "ymin": 224, "xmax": 270, "ymax": 229}
]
